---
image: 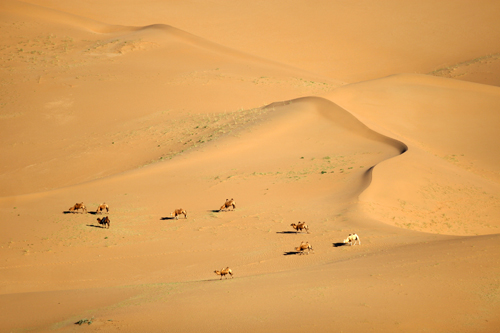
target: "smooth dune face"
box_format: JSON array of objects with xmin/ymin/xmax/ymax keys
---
[
  {"xmin": 16, "ymin": 0, "xmax": 500, "ymax": 83},
  {"xmin": 330, "ymin": 75, "xmax": 500, "ymax": 235},
  {"xmin": 0, "ymin": 1, "xmax": 343, "ymax": 197},
  {"xmin": 1, "ymin": 1, "xmax": 500, "ymax": 332}
]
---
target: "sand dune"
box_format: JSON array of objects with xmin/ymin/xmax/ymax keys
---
[
  {"xmin": 1, "ymin": 1, "xmax": 499, "ymax": 332},
  {"xmin": 19, "ymin": 0, "xmax": 500, "ymax": 83},
  {"xmin": 0, "ymin": 0, "xmax": 342, "ymax": 197},
  {"xmin": 329, "ymin": 74, "xmax": 500, "ymax": 235}
]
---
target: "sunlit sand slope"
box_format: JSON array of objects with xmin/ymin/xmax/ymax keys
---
[
  {"xmin": 0, "ymin": 0, "xmax": 342, "ymax": 197},
  {"xmin": 21, "ymin": 0, "xmax": 500, "ymax": 83},
  {"xmin": 47, "ymin": 234, "xmax": 498, "ymax": 333},
  {"xmin": 0, "ymin": 97, "xmax": 427, "ymax": 331},
  {"xmin": 329, "ymin": 74, "xmax": 500, "ymax": 235}
]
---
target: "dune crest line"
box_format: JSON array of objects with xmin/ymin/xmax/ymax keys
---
[{"xmin": 264, "ymin": 96, "xmax": 408, "ymax": 196}]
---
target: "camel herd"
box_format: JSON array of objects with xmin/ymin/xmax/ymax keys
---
[
  {"xmin": 67, "ymin": 202, "xmax": 111, "ymax": 229},
  {"xmin": 66, "ymin": 198, "xmax": 361, "ymax": 280},
  {"xmin": 68, "ymin": 202, "xmax": 107, "ymax": 215}
]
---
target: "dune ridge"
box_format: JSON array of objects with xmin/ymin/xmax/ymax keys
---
[
  {"xmin": 19, "ymin": 0, "xmax": 500, "ymax": 83},
  {"xmin": 329, "ymin": 74, "xmax": 500, "ymax": 236},
  {"xmin": 0, "ymin": 0, "xmax": 343, "ymax": 197},
  {"xmin": 0, "ymin": 95, "xmax": 411, "ymax": 295}
]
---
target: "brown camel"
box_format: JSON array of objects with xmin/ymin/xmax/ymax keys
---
[
  {"xmin": 68, "ymin": 202, "xmax": 87, "ymax": 214},
  {"xmin": 214, "ymin": 267, "xmax": 233, "ymax": 280},
  {"xmin": 219, "ymin": 198, "xmax": 236, "ymax": 211}
]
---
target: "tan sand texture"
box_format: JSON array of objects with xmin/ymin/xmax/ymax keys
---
[{"xmin": 1, "ymin": 0, "xmax": 499, "ymax": 332}]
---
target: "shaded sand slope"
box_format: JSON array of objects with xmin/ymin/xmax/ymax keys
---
[
  {"xmin": 22, "ymin": 0, "xmax": 500, "ymax": 83},
  {"xmin": 0, "ymin": 0, "xmax": 341, "ymax": 197},
  {"xmin": 329, "ymin": 74, "xmax": 500, "ymax": 235}
]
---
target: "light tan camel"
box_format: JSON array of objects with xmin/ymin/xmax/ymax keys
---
[
  {"xmin": 68, "ymin": 202, "xmax": 87, "ymax": 214},
  {"xmin": 214, "ymin": 267, "xmax": 233, "ymax": 280},
  {"xmin": 96, "ymin": 203, "xmax": 109, "ymax": 214},
  {"xmin": 343, "ymin": 233, "xmax": 360, "ymax": 246},
  {"xmin": 219, "ymin": 198, "xmax": 236, "ymax": 211},
  {"xmin": 291, "ymin": 222, "xmax": 309, "ymax": 233},
  {"xmin": 97, "ymin": 216, "xmax": 110, "ymax": 229},
  {"xmin": 171, "ymin": 208, "xmax": 187, "ymax": 219},
  {"xmin": 295, "ymin": 241, "xmax": 313, "ymax": 255}
]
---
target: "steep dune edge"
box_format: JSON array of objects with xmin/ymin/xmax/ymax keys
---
[
  {"xmin": 267, "ymin": 97, "xmax": 408, "ymax": 199},
  {"xmin": 1, "ymin": 96, "xmax": 407, "ymax": 204},
  {"xmin": 328, "ymin": 74, "xmax": 500, "ymax": 235}
]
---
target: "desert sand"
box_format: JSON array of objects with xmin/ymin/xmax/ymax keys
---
[{"xmin": 1, "ymin": 1, "xmax": 499, "ymax": 332}]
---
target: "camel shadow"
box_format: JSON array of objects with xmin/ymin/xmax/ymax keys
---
[
  {"xmin": 333, "ymin": 242, "xmax": 346, "ymax": 247},
  {"xmin": 86, "ymin": 224, "xmax": 107, "ymax": 229},
  {"xmin": 276, "ymin": 231, "xmax": 299, "ymax": 234},
  {"xmin": 283, "ymin": 251, "xmax": 301, "ymax": 256},
  {"xmin": 160, "ymin": 217, "xmax": 175, "ymax": 220}
]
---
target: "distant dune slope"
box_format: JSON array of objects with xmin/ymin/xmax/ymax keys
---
[
  {"xmin": 20, "ymin": 0, "xmax": 500, "ymax": 83},
  {"xmin": 0, "ymin": 0, "xmax": 341, "ymax": 197},
  {"xmin": 329, "ymin": 74, "xmax": 500, "ymax": 235}
]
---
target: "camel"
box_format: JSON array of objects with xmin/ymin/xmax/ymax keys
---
[
  {"xmin": 343, "ymin": 233, "xmax": 360, "ymax": 246},
  {"xmin": 68, "ymin": 202, "xmax": 87, "ymax": 214},
  {"xmin": 95, "ymin": 203, "xmax": 109, "ymax": 214},
  {"xmin": 214, "ymin": 267, "xmax": 233, "ymax": 280},
  {"xmin": 97, "ymin": 216, "xmax": 110, "ymax": 229},
  {"xmin": 171, "ymin": 208, "xmax": 187, "ymax": 219},
  {"xmin": 291, "ymin": 221, "xmax": 309, "ymax": 233},
  {"xmin": 219, "ymin": 198, "xmax": 236, "ymax": 211},
  {"xmin": 295, "ymin": 241, "xmax": 313, "ymax": 255}
]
